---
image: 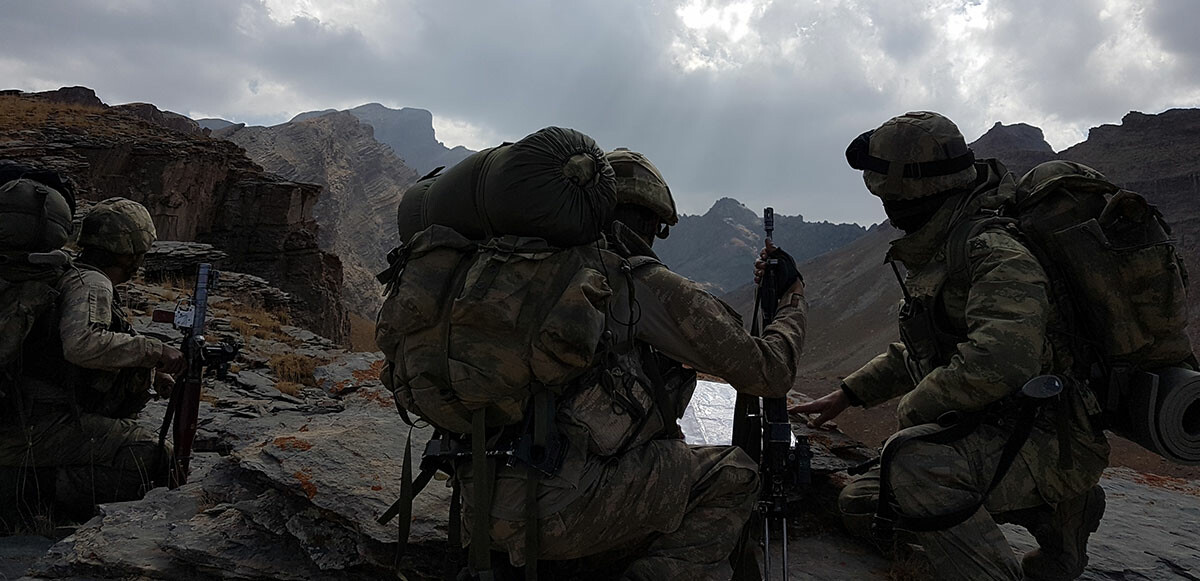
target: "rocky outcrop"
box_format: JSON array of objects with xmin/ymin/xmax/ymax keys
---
[
  {"xmin": 0, "ymin": 90, "xmax": 348, "ymax": 342},
  {"xmin": 215, "ymin": 112, "xmax": 420, "ymax": 317},
  {"xmin": 971, "ymin": 122, "xmax": 1060, "ymax": 177},
  {"xmin": 293, "ymin": 103, "xmax": 475, "ymax": 174},
  {"xmin": 110, "ymin": 102, "xmax": 205, "ymax": 136},
  {"xmin": 25, "ymin": 86, "xmax": 107, "ymax": 109},
  {"xmin": 657, "ymin": 197, "xmax": 868, "ymax": 293}
]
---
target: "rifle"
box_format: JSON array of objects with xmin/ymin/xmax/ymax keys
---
[
  {"xmin": 153, "ymin": 263, "xmax": 238, "ymax": 488},
  {"xmin": 731, "ymin": 208, "xmax": 812, "ymax": 581}
]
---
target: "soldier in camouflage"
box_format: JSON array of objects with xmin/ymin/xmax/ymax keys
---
[
  {"xmin": 793, "ymin": 112, "xmax": 1110, "ymax": 580},
  {"xmin": 0, "ymin": 197, "xmax": 184, "ymax": 527},
  {"xmin": 458, "ymin": 149, "xmax": 808, "ymax": 580}
]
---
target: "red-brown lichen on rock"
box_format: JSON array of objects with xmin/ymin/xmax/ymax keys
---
[
  {"xmin": 273, "ymin": 436, "xmax": 313, "ymax": 451},
  {"xmin": 293, "ymin": 470, "xmax": 318, "ymax": 499}
]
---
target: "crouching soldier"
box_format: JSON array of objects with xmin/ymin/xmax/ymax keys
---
[
  {"xmin": 0, "ymin": 196, "xmax": 184, "ymax": 528},
  {"xmin": 794, "ymin": 112, "xmax": 1110, "ymax": 581}
]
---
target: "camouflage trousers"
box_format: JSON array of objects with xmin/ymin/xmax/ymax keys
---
[
  {"xmin": 463, "ymin": 440, "xmax": 759, "ymax": 580},
  {"xmin": 0, "ymin": 411, "xmax": 169, "ymax": 529},
  {"xmin": 839, "ymin": 423, "xmax": 1103, "ymax": 581}
]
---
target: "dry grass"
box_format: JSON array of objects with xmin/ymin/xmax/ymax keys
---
[
  {"xmin": 268, "ymin": 353, "xmax": 326, "ymax": 388},
  {"xmin": 221, "ymin": 301, "xmax": 292, "ymax": 343},
  {"xmin": 0, "ymin": 96, "xmax": 106, "ymax": 131},
  {"xmin": 275, "ymin": 381, "xmax": 304, "ymax": 397},
  {"xmin": 348, "ymin": 312, "xmax": 377, "ymax": 352}
]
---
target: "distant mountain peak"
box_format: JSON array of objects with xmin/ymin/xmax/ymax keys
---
[
  {"xmin": 288, "ymin": 103, "xmax": 473, "ymax": 173},
  {"xmin": 974, "ymin": 121, "xmax": 1055, "ymax": 154},
  {"xmin": 707, "ymin": 197, "xmax": 757, "ymax": 220}
]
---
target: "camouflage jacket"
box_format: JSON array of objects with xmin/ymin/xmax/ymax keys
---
[
  {"xmin": 842, "ymin": 160, "xmax": 1108, "ymax": 503},
  {"xmin": 482, "ymin": 225, "xmax": 808, "ymax": 521},
  {"xmin": 19, "ymin": 263, "xmax": 163, "ymax": 408}
]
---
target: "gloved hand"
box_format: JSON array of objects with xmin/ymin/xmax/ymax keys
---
[{"xmin": 754, "ymin": 241, "xmax": 803, "ymax": 299}]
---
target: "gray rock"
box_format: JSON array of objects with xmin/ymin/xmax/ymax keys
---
[
  {"xmin": 314, "ymin": 352, "xmax": 385, "ymax": 396},
  {"xmin": 1005, "ymin": 467, "xmax": 1200, "ymax": 580},
  {"xmin": 142, "ymin": 241, "xmax": 229, "ymax": 276},
  {"xmin": 0, "ymin": 536, "xmax": 53, "ymax": 580}
]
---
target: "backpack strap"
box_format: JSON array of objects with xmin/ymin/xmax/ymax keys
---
[
  {"xmin": 945, "ymin": 212, "xmax": 1014, "ymax": 286},
  {"xmin": 469, "ymin": 409, "xmax": 496, "ymax": 579}
]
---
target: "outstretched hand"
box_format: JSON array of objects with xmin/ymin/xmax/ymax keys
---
[{"xmin": 789, "ymin": 388, "xmax": 850, "ymax": 428}]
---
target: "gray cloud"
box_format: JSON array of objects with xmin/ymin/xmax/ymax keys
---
[{"xmin": 2, "ymin": 0, "xmax": 1198, "ymax": 225}]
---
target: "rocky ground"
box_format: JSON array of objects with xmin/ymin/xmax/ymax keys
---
[{"xmin": 2, "ymin": 261, "xmax": 1198, "ymax": 580}]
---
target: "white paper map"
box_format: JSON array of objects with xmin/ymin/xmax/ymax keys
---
[{"xmin": 679, "ymin": 380, "xmax": 738, "ymax": 446}]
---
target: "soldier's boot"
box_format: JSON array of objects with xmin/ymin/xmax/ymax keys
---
[{"xmin": 1022, "ymin": 485, "xmax": 1106, "ymax": 581}]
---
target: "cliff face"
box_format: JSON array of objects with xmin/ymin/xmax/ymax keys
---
[
  {"xmin": 215, "ymin": 112, "xmax": 420, "ymax": 317},
  {"xmin": 0, "ymin": 87, "xmax": 348, "ymax": 342},
  {"xmin": 293, "ymin": 103, "xmax": 475, "ymax": 174},
  {"xmin": 657, "ymin": 198, "xmax": 868, "ymax": 293}
]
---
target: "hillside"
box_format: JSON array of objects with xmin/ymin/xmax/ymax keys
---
[
  {"xmin": 293, "ymin": 103, "xmax": 474, "ymax": 173},
  {"xmin": 657, "ymin": 198, "xmax": 868, "ymax": 293},
  {"xmin": 215, "ymin": 112, "xmax": 420, "ymax": 318},
  {"xmin": 0, "ymin": 87, "xmax": 348, "ymax": 342}
]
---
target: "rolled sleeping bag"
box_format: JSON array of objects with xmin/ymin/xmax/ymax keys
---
[
  {"xmin": 396, "ymin": 173, "xmax": 437, "ymax": 246},
  {"xmin": 1118, "ymin": 366, "xmax": 1200, "ymax": 465},
  {"xmin": 401, "ymin": 126, "xmax": 616, "ymax": 247}
]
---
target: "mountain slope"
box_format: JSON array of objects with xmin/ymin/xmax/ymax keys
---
[
  {"xmin": 216, "ymin": 112, "xmax": 420, "ymax": 317},
  {"xmin": 656, "ymin": 198, "xmax": 868, "ymax": 293}
]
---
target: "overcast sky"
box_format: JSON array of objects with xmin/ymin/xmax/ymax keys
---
[{"xmin": 3, "ymin": 0, "xmax": 1198, "ymax": 224}]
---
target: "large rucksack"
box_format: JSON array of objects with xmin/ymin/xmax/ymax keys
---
[
  {"xmin": 376, "ymin": 128, "xmax": 622, "ymax": 578},
  {"xmin": 375, "ymin": 226, "xmax": 621, "ymax": 434},
  {"xmin": 948, "ymin": 160, "xmax": 1198, "ymax": 462},
  {"xmin": 0, "ymin": 163, "xmax": 77, "ymax": 423}
]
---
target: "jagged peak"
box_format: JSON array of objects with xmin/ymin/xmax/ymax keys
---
[
  {"xmin": 973, "ymin": 121, "xmax": 1054, "ymax": 153},
  {"xmin": 706, "ymin": 197, "xmax": 757, "ymax": 220}
]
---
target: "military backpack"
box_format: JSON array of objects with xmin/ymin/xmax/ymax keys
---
[
  {"xmin": 0, "ymin": 164, "xmax": 77, "ymax": 424},
  {"xmin": 946, "ymin": 160, "xmax": 1197, "ymax": 461}
]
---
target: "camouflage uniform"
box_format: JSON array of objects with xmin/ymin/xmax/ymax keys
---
[
  {"xmin": 839, "ymin": 114, "xmax": 1110, "ymax": 580},
  {"xmin": 0, "ymin": 198, "xmax": 169, "ymax": 525},
  {"xmin": 459, "ymin": 226, "xmax": 808, "ymax": 580}
]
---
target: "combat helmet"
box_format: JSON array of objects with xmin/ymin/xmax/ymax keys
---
[
  {"xmin": 78, "ymin": 197, "xmax": 157, "ymax": 255},
  {"xmin": 605, "ymin": 148, "xmax": 678, "ymax": 227},
  {"xmin": 845, "ymin": 111, "xmax": 977, "ymax": 201}
]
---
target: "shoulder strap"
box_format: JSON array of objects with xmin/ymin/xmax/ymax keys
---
[{"xmin": 945, "ymin": 213, "xmax": 1015, "ymax": 285}]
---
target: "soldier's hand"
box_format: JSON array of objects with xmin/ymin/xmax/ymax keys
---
[
  {"xmin": 154, "ymin": 371, "xmax": 175, "ymax": 398},
  {"xmin": 159, "ymin": 344, "xmax": 186, "ymax": 375},
  {"xmin": 754, "ymin": 241, "xmax": 778, "ymax": 286},
  {"xmin": 789, "ymin": 388, "xmax": 849, "ymax": 428},
  {"xmin": 755, "ymin": 242, "xmax": 803, "ymax": 297}
]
